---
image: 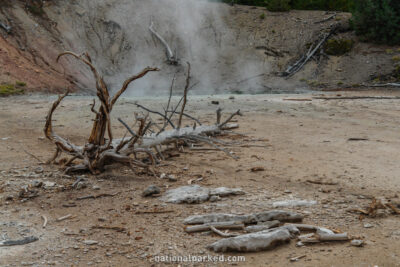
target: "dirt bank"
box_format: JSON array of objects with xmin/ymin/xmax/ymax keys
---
[{"xmin": 1, "ymin": 1, "xmax": 399, "ymax": 95}]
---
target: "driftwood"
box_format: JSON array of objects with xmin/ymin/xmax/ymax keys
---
[
  {"xmin": 244, "ymin": 220, "xmax": 280, "ymax": 233},
  {"xmin": 282, "ymin": 25, "xmax": 338, "ymax": 77},
  {"xmin": 367, "ymin": 83, "xmax": 400, "ymax": 87},
  {"xmin": 46, "ymin": 51, "xmax": 243, "ymax": 174},
  {"xmin": 348, "ymin": 197, "xmax": 400, "ymax": 217},
  {"xmin": 314, "ymin": 13, "xmax": 337, "ymax": 24},
  {"xmin": 314, "ymin": 96, "xmax": 400, "ymax": 100},
  {"xmin": 185, "ymin": 221, "xmax": 245, "ymax": 233},
  {"xmin": 149, "ymin": 20, "xmax": 178, "ymax": 65},
  {"xmin": 210, "ymin": 226, "xmax": 239, "ymax": 237},
  {"xmin": 0, "ymin": 236, "xmax": 38, "ymax": 247},
  {"xmin": 207, "ymin": 228, "xmax": 292, "ymax": 252},
  {"xmin": 0, "ymin": 21, "xmax": 12, "ymax": 34},
  {"xmin": 183, "ymin": 210, "xmax": 303, "ymax": 225},
  {"xmin": 41, "ymin": 215, "xmax": 48, "ymax": 228},
  {"xmin": 206, "ymin": 223, "xmax": 349, "ymax": 252}
]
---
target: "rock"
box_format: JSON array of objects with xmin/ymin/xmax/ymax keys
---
[
  {"xmin": 34, "ymin": 167, "xmax": 44, "ymax": 174},
  {"xmin": 5, "ymin": 195, "xmax": 14, "ymax": 201},
  {"xmin": 76, "ymin": 181, "xmax": 88, "ymax": 190},
  {"xmin": 162, "ymin": 185, "xmax": 245, "ymax": 204},
  {"xmin": 159, "ymin": 173, "xmax": 166, "ymax": 179},
  {"xmin": 209, "ymin": 195, "xmax": 221, "ymax": 202},
  {"xmin": 162, "ymin": 185, "xmax": 210, "ymax": 204},
  {"xmin": 168, "ymin": 175, "xmax": 177, "ymax": 182},
  {"xmin": 92, "ymin": 185, "xmax": 101, "ymax": 190},
  {"xmin": 229, "ymin": 96, "xmax": 235, "ymax": 100},
  {"xmin": 142, "ymin": 185, "xmax": 161, "ymax": 197},
  {"xmin": 211, "ymin": 100, "xmax": 219, "ymax": 105},
  {"xmin": 363, "ymin": 223, "xmax": 373, "ymax": 228},
  {"xmin": 207, "ymin": 228, "xmax": 291, "ymax": 252},
  {"xmin": 351, "ymin": 239, "xmax": 364, "ymax": 247},
  {"xmin": 43, "ymin": 181, "xmax": 56, "ymax": 189},
  {"xmin": 83, "ymin": 240, "xmax": 98, "ymax": 245},
  {"xmin": 272, "ymin": 200, "xmax": 317, "ymax": 208},
  {"xmin": 296, "ymin": 241, "xmax": 304, "ymax": 247},
  {"xmin": 31, "ymin": 180, "xmax": 43, "ymax": 188}
]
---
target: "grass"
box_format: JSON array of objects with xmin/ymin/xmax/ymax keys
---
[{"xmin": 0, "ymin": 82, "xmax": 26, "ymax": 97}]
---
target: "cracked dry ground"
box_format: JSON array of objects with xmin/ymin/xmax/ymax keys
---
[{"xmin": 1, "ymin": 92, "xmax": 400, "ymax": 266}]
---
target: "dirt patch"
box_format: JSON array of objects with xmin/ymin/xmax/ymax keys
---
[{"xmin": 1, "ymin": 92, "xmax": 400, "ymax": 266}]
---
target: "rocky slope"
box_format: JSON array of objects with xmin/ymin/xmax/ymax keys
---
[{"xmin": 0, "ymin": 0, "xmax": 399, "ymax": 95}]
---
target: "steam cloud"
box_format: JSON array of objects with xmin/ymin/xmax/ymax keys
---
[{"xmin": 58, "ymin": 0, "xmax": 271, "ymax": 95}]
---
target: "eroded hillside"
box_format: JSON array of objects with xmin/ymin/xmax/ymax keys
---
[{"xmin": 0, "ymin": 1, "xmax": 399, "ymax": 95}]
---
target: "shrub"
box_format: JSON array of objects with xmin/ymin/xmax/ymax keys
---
[
  {"xmin": 266, "ymin": 0, "xmax": 291, "ymax": 11},
  {"xmin": 324, "ymin": 39, "xmax": 354, "ymax": 55},
  {"xmin": 15, "ymin": 81, "xmax": 27, "ymax": 87},
  {"xmin": 0, "ymin": 84, "xmax": 25, "ymax": 97},
  {"xmin": 351, "ymin": 0, "xmax": 400, "ymax": 45}
]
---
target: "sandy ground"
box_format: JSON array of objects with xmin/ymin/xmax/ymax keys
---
[{"xmin": 1, "ymin": 91, "xmax": 400, "ymax": 266}]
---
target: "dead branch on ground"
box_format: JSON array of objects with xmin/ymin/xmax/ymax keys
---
[{"xmin": 45, "ymin": 51, "xmax": 243, "ymax": 175}]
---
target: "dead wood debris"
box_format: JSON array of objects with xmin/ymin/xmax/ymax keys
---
[
  {"xmin": 281, "ymin": 25, "xmax": 339, "ymax": 77},
  {"xmin": 91, "ymin": 225, "xmax": 127, "ymax": 233},
  {"xmin": 134, "ymin": 209, "xmax": 175, "ymax": 214},
  {"xmin": 45, "ymin": 51, "xmax": 244, "ymax": 175},
  {"xmin": 149, "ymin": 19, "xmax": 178, "ymax": 65},
  {"xmin": 347, "ymin": 197, "xmax": 400, "ymax": 218},
  {"xmin": 57, "ymin": 214, "xmax": 73, "ymax": 222},
  {"xmin": 41, "ymin": 215, "xmax": 48, "ymax": 228},
  {"xmin": 315, "ymin": 96, "xmax": 400, "ymax": 100},
  {"xmin": 306, "ymin": 179, "xmax": 338, "ymax": 185},
  {"xmin": 0, "ymin": 236, "xmax": 38, "ymax": 247},
  {"xmin": 0, "ymin": 20, "xmax": 12, "ymax": 34},
  {"xmin": 76, "ymin": 192, "xmax": 120, "ymax": 200},
  {"xmin": 184, "ymin": 212, "xmax": 354, "ymax": 253}
]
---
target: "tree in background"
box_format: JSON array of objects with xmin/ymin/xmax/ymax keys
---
[{"xmin": 352, "ymin": 0, "xmax": 400, "ymax": 45}]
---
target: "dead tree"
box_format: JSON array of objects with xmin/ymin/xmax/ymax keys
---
[
  {"xmin": 281, "ymin": 25, "xmax": 339, "ymax": 77},
  {"xmin": 149, "ymin": 20, "xmax": 178, "ymax": 65},
  {"xmin": 44, "ymin": 52, "xmax": 242, "ymax": 174}
]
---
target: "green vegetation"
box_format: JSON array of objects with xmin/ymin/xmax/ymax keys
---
[
  {"xmin": 324, "ymin": 39, "xmax": 353, "ymax": 56},
  {"xmin": 222, "ymin": 0, "xmax": 353, "ymax": 11},
  {"xmin": 15, "ymin": 81, "xmax": 27, "ymax": 87},
  {"xmin": 27, "ymin": 4, "xmax": 44, "ymax": 16},
  {"xmin": 221, "ymin": 0, "xmax": 400, "ymax": 45},
  {"xmin": 266, "ymin": 0, "xmax": 291, "ymax": 12},
  {"xmin": 0, "ymin": 83, "xmax": 25, "ymax": 97},
  {"xmin": 351, "ymin": 0, "xmax": 400, "ymax": 45},
  {"xmin": 259, "ymin": 13, "xmax": 266, "ymax": 19}
]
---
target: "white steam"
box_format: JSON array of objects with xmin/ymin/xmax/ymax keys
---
[{"xmin": 57, "ymin": 0, "xmax": 271, "ymax": 95}]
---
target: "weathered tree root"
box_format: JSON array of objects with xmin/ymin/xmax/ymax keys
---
[{"xmin": 44, "ymin": 51, "xmax": 243, "ymax": 174}]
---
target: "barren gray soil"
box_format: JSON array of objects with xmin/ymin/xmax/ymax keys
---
[{"xmin": 1, "ymin": 91, "xmax": 400, "ymax": 266}]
